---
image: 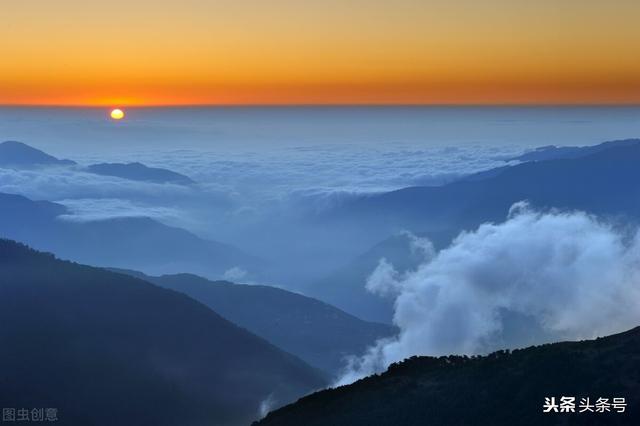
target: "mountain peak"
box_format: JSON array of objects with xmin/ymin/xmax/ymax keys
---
[
  {"xmin": 507, "ymin": 138, "xmax": 640, "ymax": 163},
  {"xmin": 85, "ymin": 161, "xmax": 195, "ymax": 185},
  {"xmin": 0, "ymin": 140, "xmax": 76, "ymax": 167}
]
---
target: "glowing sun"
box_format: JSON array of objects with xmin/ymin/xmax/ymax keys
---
[{"xmin": 110, "ymin": 108, "xmax": 125, "ymax": 120}]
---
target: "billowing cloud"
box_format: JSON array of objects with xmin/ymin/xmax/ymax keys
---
[{"xmin": 336, "ymin": 203, "xmax": 640, "ymax": 385}]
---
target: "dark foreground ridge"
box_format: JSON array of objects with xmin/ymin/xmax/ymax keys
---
[
  {"xmin": 257, "ymin": 326, "xmax": 640, "ymax": 426},
  {"xmin": 0, "ymin": 239, "xmax": 326, "ymax": 426}
]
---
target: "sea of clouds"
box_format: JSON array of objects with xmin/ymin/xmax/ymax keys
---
[{"xmin": 0, "ymin": 143, "xmax": 521, "ymax": 229}]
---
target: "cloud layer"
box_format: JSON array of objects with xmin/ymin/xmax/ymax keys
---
[
  {"xmin": 0, "ymin": 143, "xmax": 519, "ymax": 242},
  {"xmin": 337, "ymin": 203, "xmax": 640, "ymax": 385}
]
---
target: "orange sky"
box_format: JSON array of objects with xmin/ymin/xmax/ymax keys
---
[{"xmin": 1, "ymin": 0, "xmax": 639, "ymax": 106}]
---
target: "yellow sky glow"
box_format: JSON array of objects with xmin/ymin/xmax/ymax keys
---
[{"xmin": 1, "ymin": 0, "xmax": 639, "ymax": 105}]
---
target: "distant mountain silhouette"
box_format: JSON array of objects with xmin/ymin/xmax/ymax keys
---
[
  {"xmin": 0, "ymin": 239, "xmax": 325, "ymax": 426},
  {"xmin": 257, "ymin": 326, "xmax": 640, "ymax": 426},
  {"xmin": 0, "ymin": 192, "xmax": 261, "ymax": 279},
  {"xmin": 326, "ymin": 141, "xmax": 640, "ymax": 236},
  {"xmin": 310, "ymin": 141, "xmax": 640, "ymax": 322},
  {"xmin": 307, "ymin": 234, "xmax": 423, "ymax": 324},
  {"xmin": 455, "ymin": 164, "xmax": 512, "ymax": 182},
  {"xmin": 306, "ymin": 230, "xmax": 455, "ymax": 324},
  {"xmin": 507, "ymin": 138, "xmax": 640, "ymax": 163},
  {"xmin": 0, "ymin": 141, "xmax": 76, "ymax": 167},
  {"xmin": 114, "ymin": 270, "xmax": 397, "ymax": 375},
  {"xmin": 86, "ymin": 162, "xmax": 195, "ymax": 185},
  {"xmin": 0, "ymin": 141, "xmax": 195, "ymax": 185}
]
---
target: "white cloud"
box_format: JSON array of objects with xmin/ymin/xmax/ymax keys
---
[
  {"xmin": 2, "ymin": 144, "xmax": 519, "ymax": 219},
  {"xmin": 78, "ymin": 144, "xmax": 518, "ymax": 198},
  {"xmin": 223, "ymin": 266, "xmax": 248, "ymax": 282},
  {"xmin": 336, "ymin": 204, "xmax": 640, "ymax": 385},
  {"xmin": 57, "ymin": 198, "xmax": 184, "ymax": 223},
  {"xmin": 258, "ymin": 394, "xmax": 276, "ymax": 419},
  {"xmin": 1, "ymin": 144, "xmax": 521, "ymax": 245},
  {"xmin": 0, "ymin": 166, "xmax": 194, "ymax": 201}
]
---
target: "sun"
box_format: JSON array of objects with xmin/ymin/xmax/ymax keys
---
[{"xmin": 110, "ymin": 108, "xmax": 125, "ymax": 120}]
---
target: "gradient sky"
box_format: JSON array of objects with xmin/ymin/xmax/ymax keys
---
[{"xmin": 2, "ymin": 0, "xmax": 639, "ymax": 105}]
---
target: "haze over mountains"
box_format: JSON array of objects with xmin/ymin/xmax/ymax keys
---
[
  {"xmin": 115, "ymin": 270, "xmax": 396, "ymax": 375},
  {"xmin": 0, "ymin": 192, "xmax": 259, "ymax": 279},
  {"xmin": 306, "ymin": 231, "xmax": 452, "ymax": 323},
  {"xmin": 326, "ymin": 138, "xmax": 640, "ymax": 233},
  {"xmin": 0, "ymin": 240, "xmax": 325, "ymax": 426},
  {"xmin": 0, "ymin": 140, "xmax": 195, "ymax": 185}
]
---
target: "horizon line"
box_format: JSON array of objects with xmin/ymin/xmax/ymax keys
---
[{"xmin": 2, "ymin": 102, "xmax": 640, "ymax": 108}]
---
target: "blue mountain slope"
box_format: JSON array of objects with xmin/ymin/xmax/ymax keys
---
[
  {"xmin": 0, "ymin": 141, "xmax": 195, "ymax": 184},
  {"xmin": 0, "ymin": 140, "xmax": 76, "ymax": 167},
  {"xmin": 0, "ymin": 239, "xmax": 325, "ymax": 426},
  {"xmin": 309, "ymin": 141, "xmax": 640, "ymax": 322},
  {"xmin": 507, "ymin": 138, "xmax": 640, "ymax": 162},
  {"xmin": 0, "ymin": 192, "xmax": 261, "ymax": 279},
  {"xmin": 115, "ymin": 270, "xmax": 397, "ymax": 376},
  {"xmin": 307, "ymin": 230, "xmax": 453, "ymax": 324},
  {"xmin": 330, "ymin": 142, "xmax": 640, "ymax": 234}
]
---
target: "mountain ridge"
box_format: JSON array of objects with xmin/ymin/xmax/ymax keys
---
[
  {"xmin": 0, "ymin": 141, "xmax": 195, "ymax": 184},
  {"xmin": 113, "ymin": 269, "xmax": 397, "ymax": 375},
  {"xmin": 506, "ymin": 138, "xmax": 640, "ymax": 163},
  {"xmin": 85, "ymin": 161, "xmax": 195, "ymax": 185},
  {"xmin": 308, "ymin": 139, "xmax": 640, "ymax": 323},
  {"xmin": 0, "ymin": 239, "xmax": 326, "ymax": 426},
  {"xmin": 326, "ymin": 141, "xmax": 640, "ymax": 236},
  {"xmin": 0, "ymin": 191, "xmax": 261, "ymax": 280},
  {"xmin": 257, "ymin": 325, "xmax": 640, "ymax": 425},
  {"xmin": 0, "ymin": 140, "xmax": 76, "ymax": 167}
]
